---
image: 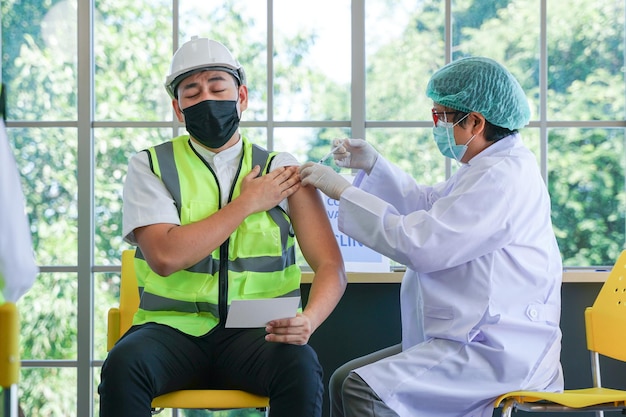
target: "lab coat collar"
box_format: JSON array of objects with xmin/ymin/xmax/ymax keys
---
[{"xmin": 466, "ymin": 133, "xmax": 521, "ymax": 166}]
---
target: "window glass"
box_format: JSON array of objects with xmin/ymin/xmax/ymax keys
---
[
  {"xmin": 366, "ymin": 128, "xmax": 445, "ymax": 184},
  {"xmin": 549, "ymin": 128, "xmax": 626, "ymax": 266},
  {"xmin": 366, "ymin": 0, "xmax": 440, "ymax": 121},
  {"xmin": 19, "ymin": 272, "xmax": 77, "ymax": 360},
  {"xmin": 8, "ymin": 127, "xmax": 77, "ymax": 265},
  {"xmin": 452, "ymin": 0, "xmax": 540, "ymax": 122},
  {"xmin": 94, "ymin": 0, "xmax": 173, "ymax": 121},
  {"xmin": 274, "ymin": 127, "xmax": 351, "ymax": 164},
  {"xmin": 273, "ymin": 0, "xmax": 351, "ymax": 122},
  {"xmin": 240, "ymin": 127, "xmax": 268, "ymax": 150},
  {"xmin": 2, "ymin": 0, "xmax": 78, "ymax": 121},
  {"xmin": 547, "ymin": 0, "xmax": 625, "ymax": 121},
  {"xmin": 522, "ymin": 128, "xmax": 541, "ymax": 167},
  {"xmin": 179, "ymin": 0, "xmax": 268, "ymax": 121},
  {"xmin": 20, "ymin": 368, "xmax": 77, "ymax": 417}
]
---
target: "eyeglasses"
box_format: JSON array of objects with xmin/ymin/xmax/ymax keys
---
[{"xmin": 431, "ymin": 108, "xmax": 461, "ymax": 125}]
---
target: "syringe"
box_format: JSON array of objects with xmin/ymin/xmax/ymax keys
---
[{"xmin": 318, "ymin": 145, "xmax": 342, "ymax": 164}]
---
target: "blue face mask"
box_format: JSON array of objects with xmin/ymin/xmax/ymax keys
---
[{"xmin": 432, "ymin": 113, "xmax": 475, "ymax": 162}]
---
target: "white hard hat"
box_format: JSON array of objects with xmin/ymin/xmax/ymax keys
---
[{"xmin": 164, "ymin": 36, "xmax": 246, "ymax": 98}]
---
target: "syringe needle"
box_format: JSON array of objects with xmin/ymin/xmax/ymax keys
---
[{"xmin": 318, "ymin": 145, "xmax": 342, "ymax": 164}]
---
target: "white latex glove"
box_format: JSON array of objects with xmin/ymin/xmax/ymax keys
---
[
  {"xmin": 332, "ymin": 138, "xmax": 378, "ymax": 174},
  {"xmin": 299, "ymin": 162, "xmax": 352, "ymax": 200}
]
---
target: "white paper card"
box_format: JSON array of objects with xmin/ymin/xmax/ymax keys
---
[{"xmin": 225, "ymin": 297, "xmax": 301, "ymax": 328}]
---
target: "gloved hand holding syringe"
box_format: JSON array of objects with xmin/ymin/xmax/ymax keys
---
[
  {"xmin": 302, "ymin": 138, "xmax": 379, "ymax": 200},
  {"xmin": 318, "ymin": 138, "xmax": 379, "ymax": 175}
]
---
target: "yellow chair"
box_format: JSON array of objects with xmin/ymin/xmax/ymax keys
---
[
  {"xmin": 494, "ymin": 249, "xmax": 626, "ymax": 417},
  {"xmin": 0, "ymin": 302, "xmax": 20, "ymax": 417},
  {"xmin": 107, "ymin": 249, "xmax": 270, "ymax": 415}
]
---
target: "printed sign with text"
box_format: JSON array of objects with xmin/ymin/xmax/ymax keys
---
[{"xmin": 323, "ymin": 174, "xmax": 390, "ymax": 272}]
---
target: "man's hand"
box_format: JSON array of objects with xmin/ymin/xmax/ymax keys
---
[
  {"xmin": 239, "ymin": 165, "xmax": 300, "ymax": 213},
  {"xmin": 332, "ymin": 138, "xmax": 378, "ymax": 174},
  {"xmin": 299, "ymin": 162, "xmax": 351, "ymax": 200},
  {"xmin": 265, "ymin": 313, "xmax": 313, "ymax": 345}
]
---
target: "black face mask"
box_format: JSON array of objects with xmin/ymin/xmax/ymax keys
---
[{"xmin": 182, "ymin": 99, "xmax": 240, "ymax": 149}]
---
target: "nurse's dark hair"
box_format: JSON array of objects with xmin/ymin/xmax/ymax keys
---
[{"xmin": 453, "ymin": 111, "xmax": 517, "ymax": 142}]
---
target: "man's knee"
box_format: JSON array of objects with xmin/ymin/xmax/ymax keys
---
[
  {"xmin": 99, "ymin": 335, "xmax": 154, "ymax": 393},
  {"xmin": 270, "ymin": 344, "xmax": 323, "ymax": 396},
  {"xmin": 284, "ymin": 344, "xmax": 322, "ymax": 381}
]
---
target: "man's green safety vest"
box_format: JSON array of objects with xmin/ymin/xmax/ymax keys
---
[{"xmin": 133, "ymin": 135, "xmax": 301, "ymax": 336}]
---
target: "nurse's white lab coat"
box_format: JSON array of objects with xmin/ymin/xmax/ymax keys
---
[
  {"xmin": 0, "ymin": 120, "xmax": 38, "ymax": 302},
  {"xmin": 338, "ymin": 134, "xmax": 563, "ymax": 417}
]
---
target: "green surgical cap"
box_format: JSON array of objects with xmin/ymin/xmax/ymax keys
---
[{"xmin": 426, "ymin": 57, "xmax": 530, "ymax": 130}]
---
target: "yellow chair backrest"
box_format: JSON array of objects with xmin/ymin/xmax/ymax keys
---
[
  {"xmin": 119, "ymin": 249, "xmax": 140, "ymax": 336},
  {"xmin": 585, "ymin": 249, "xmax": 626, "ymax": 362},
  {"xmin": 0, "ymin": 302, "xmax": 19, "ymax": 388},
  {"xmin": 118, "ymin": 249, "xmax": 139, "ymax": 339},
  {"xmin": 107, "ymin": 249, "xmax": 140, "ymax": 350}
]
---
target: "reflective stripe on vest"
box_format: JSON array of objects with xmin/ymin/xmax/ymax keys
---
[
  {"xmin": 133, "ymin": 135, "xmax": 301, "ymax": 336},
  {"xmin": 134, "ymin": 249, "xmax": 301, "ymax": 317}
]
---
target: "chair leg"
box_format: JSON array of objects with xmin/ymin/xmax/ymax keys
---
[
  {"xmin": 500, "ymin": 398, "xmax": 515, "ymax": 417},
  {"xmin": 2, "ymin": 384, "xmax": 19, "ymax": 417}
]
